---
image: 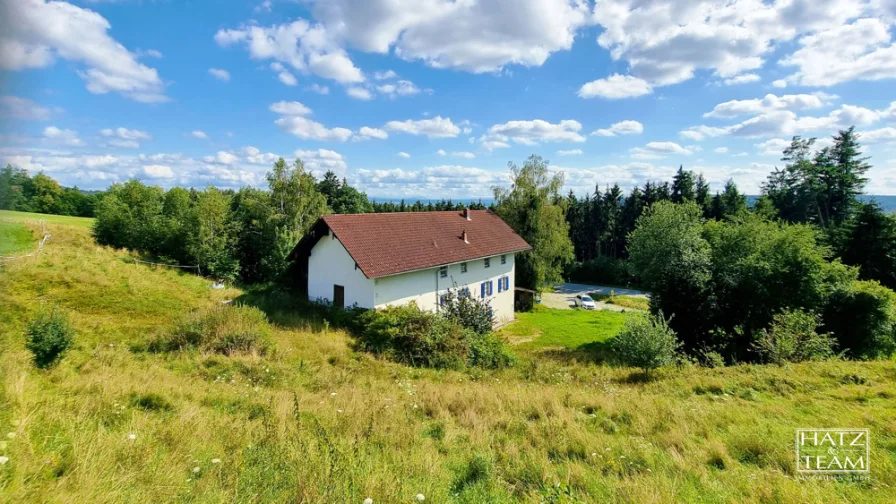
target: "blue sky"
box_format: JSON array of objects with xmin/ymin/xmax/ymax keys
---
[{"xmin": 1, "ymin": 0, "xmax": 896, "ymax": 198}]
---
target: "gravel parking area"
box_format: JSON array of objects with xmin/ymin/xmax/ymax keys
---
[{"xmin": 541, "ymin": 283, "xmax": 647, "ymax": 311}]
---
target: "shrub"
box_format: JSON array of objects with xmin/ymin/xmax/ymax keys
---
[
  {"xmin": 155, "ymin": 304, "xmax": 274, "ymax": 355},
  {"xmin": 440, "ymin": 288, "xmax": 494, "ymax": 335},
  {"xmin": 609, "ymin": 312, "xmax": 680, "ymax": 375},
  {"xmin": 357, "ymin": 303, "xmax": 513, "ymax": 370},
  {"xmin": 25, "ymin": 307, "xmax": 74, "ymax": 369},
  {"xmin": 823, "ymin": 280, "xmax": 896, "ymax": 359},
  {"xmin": 752, "ymin": 310, "xmax": 837, "ymax": 364}
]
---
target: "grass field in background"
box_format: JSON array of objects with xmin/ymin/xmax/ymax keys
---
[
  {"xmin": 500, "ymin": 307, "xmax": 630, "ymax": 352},
  {"xmin": 590, "ymin": 293, "xmax": 650, "ymax": 311},
  {"xmin": 1, "ymin": 218, "xmax": 894, "ymax": 503},
  {"xmin": 0, "ymin": 222, "xmax": 34, "ymax": 256},
  {"xmin": 0, "ymin": 209, "xmax": 94, "ymax": 228}
]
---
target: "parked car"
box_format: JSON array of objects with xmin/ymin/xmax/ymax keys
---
[{"xmin": 575, "ymin": 294, "xmax": 596, "ymax": 310}]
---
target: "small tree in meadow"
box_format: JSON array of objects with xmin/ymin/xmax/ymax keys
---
[
  {"xmin": 753, "ymin": 309, "xmax": 837, "ymax": 365},
  {"xmin": 439, "ymin": 288, "xmax": 493, "ymax": 335},
  {"xmin": 26, "ymin": 307, "xmax": 74, "ymax": 369},
  {"xmin": 610, "ymin": 312, "xmax": 680, "ymax": 376}
]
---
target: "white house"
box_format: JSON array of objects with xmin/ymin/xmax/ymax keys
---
[{"xmin": 289, "ymin": 209, "xmax": 532, "ymax": 324}]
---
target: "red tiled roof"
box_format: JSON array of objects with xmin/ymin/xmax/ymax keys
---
[{"xmin": 318, "ymin": 210, "xmax": 531, "ymax": 278}]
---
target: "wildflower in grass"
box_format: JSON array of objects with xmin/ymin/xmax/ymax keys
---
[
  {"xmin": 364, "ymin": 499, "xmax": 373, "ymax": 504},
  {"xmin": 0, "ymin": 456, "xmax": 8, "ymax": 465},
  {"xmin": 128, "ymin": 433, "xmax": 136, "ymax": 440},
  {"xmin": 192, "ymin": 466, "xmax": 200, "ymax": 473},
  {"xmin": 330, "ymin": 392, "xmax": 336, "ymax": 397},
  {"xmin": 6, "ymin": 433, "xmax": 14, "ymax": 439},
  {"xmin": 416, "ymin": 494, "xmax": 425, "ymax": 501},
  {"xmin": 211, "ymin": 458, "xmax": 221, "ymax": 464}
]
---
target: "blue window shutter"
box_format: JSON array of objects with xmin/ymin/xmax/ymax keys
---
[
  {"xmin": 481, "ymin": 283, "xmax": 485, "ymax": 297},
  {"xmin": 505, "ymin": 277, "xmax": 510, "ymax": 290},
  {"xmin": 498, "ymin": 278, "xmax": 502, "ymax": 293}
]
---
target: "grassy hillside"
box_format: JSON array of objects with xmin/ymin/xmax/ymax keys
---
[
  {"xmin": 0, "ymin": 222, "xmax": 33, "ymax": 256},
  {"xmin": 0, "ymin": 209, "xmax": 94, "ymax": 228},
  {"xmin": 0, "ymin": 217, "xmax": 894, "ymax": 503}
]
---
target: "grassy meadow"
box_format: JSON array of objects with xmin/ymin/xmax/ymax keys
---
[
  {"xmin": 1, "ymin": 211, "xmax": 895, "ymax": 503},
  {"xmin": 0, "ymin": 221, "xmax": 33, "ymax": 257}
]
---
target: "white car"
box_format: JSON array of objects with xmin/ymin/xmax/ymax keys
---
[{"xmin": 575, "ymin": 294, "xmax": 596, "ymax": 310}]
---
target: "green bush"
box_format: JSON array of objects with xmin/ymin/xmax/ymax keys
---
[
  {"xmin": 753, "ymin": 310, "xmax": 837, "ymax": 364},
  {"xmin": 25, "ymin": 307, "xmax": 74, "ymax": 369},
  {"xmin": 609, "ymin": 312, "xmax": 680, "ymax": 375},
  {"xmin": 155, "ymin": 304, "xmax": 274, "ymax": 355},
  {"xmin": 440, "ymin": 289, "xmax": 494, "ymax": 335},
  {"xmin": 823, "ymin": 280, "xmax": 896, "ymax": 359},
  {"xmin": 356, "ymin": 303, "xmax": 513, "ymax": 370}
]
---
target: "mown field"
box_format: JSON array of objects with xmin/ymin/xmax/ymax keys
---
[{"xmin": 1, "ymin": 211, "xmax": 895, "ymax": 503}]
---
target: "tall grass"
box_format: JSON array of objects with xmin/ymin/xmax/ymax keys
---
[{"xmin": 0, "ymin": 219, "xmax": 894, "ymax": 502}]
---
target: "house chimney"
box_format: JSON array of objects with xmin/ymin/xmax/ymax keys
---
[
  {"xmin": 462, "ymin": 229, "xmax": 469, "ymax": 244},
  {"xmin": 464, "ymin": 207, "xmax": 471, "ymax": 221}
]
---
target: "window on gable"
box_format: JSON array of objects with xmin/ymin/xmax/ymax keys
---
[
  {"xmin": 501, "ymin": 254, "xmax": 506, "ymax": 264},
  {"xmin": 484, "ymin": 258, "xmax": 490, "ymax": 268},
  {"xmin": 461, "ymin": 262, "xmax": 467, "ymax": 273},
  {"xmin": 439, "ymin": 266, "xmax": 447, "ymax": 278}
]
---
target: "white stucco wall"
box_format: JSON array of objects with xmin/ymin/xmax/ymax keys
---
[
  {"xmin": 307, "ymin": 231, "xmax": 375, "ymax": 308},
  {"xmin": 374, "ymin": 253, "xmax": 517, "ymax": 325}
]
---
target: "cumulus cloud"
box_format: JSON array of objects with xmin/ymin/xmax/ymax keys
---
[
  {"xmin": 723, "ymin": 73, "xmax": 761, "ymax": 85},
  {"xmin": 208, "ymin": 68, "xmax": 231, "ymax": 81},
  {"xmin": 781, "ymin": 18, "xmax": 896, "ymax": 86},
  {"xmin": 269, "ymin": 101, "xmax": 313, "ymax": 116},
  {"xmin": 772, "ymin": 79, "xmax": 788, "ymax": 88},
  {"xmin": 346, "ymin": 87, "xmax": 373, "ymax": 100},
  {"xmin": 686, "ymin": 104, "xmax": 882, "ymax": 140},
  {"xmin": 310, "ymin": 0, "xmax": 592, "ymax": 73},
  {"xmin": 0, "ymin": 0, "xmax": 167, "ymax": 102},
  {"xmin": 100, "ymin": 127, "xmax": 151, "ymax": 149},
  {"xmin": 373, "ymin": 70, "xmax": 398, "ymax": 80},
  {"xmin": 376, "ymin": 80, "xmax": 422, "ymax": 97},
  {"xmin": 482, "ymin": 119, "xmax": 585, "ymax": 145},
  {"xmin": 630, "ymin": 141, "xmax": 692, "ymax": 159},
  {"xmin": 354, "ymin": 165, "xmax": 511, "ymax": 199},
  {"xmin": 592, "ymin": 120, "xmax": 644, "ymax": 136},
  {"xmin": 385, "ymin": 116, "xmax": 460, "ymax": 138},
  {"xmin": 43, "ymin": 126, "xmax": 84, "ymax": 146},
  {"xmin": 268, "ymin": 100, "xmax": 354, "ymax": 141},
  {"xmin": 191, "ymin": 130, "xmax": 209, "ymax": 140},
  {"xmin": 703, "ymin": 93, "xmax": 837, "ymax": 119},
  {"xmin": 214, "ymin": 19, "xmax": 364, "ymax": 84},
  {"xmin": 141, "ymin": 164, "xmax": 174, "ymax": 179},
  {"xmin": 356, "ymin": 126, "xmax": 388, "ymax": 140},
  {"xmin": 295, "ymin": 148, "xmax": 348, "ymax": 175},
  {"xmin": 557, "ymin": 149, "xmax": 583, "ymax": 155},
  {"xmin": 306, "ymin": 83, "xmax": 330, "ymax": 94},
  {"xmin": 714, "ymin": 147, "xmax": 728, "ymax": 153},
  {"xmin": 397, "ymin": 151, "xmax": 411, "ymax": 158},
  {"xmin": 578, "ymin": 74, "xmax": 652, "ymax": 99}
]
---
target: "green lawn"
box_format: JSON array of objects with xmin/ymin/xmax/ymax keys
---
[
  {"xmin": 0, "ymin": 221, "xmax": 34, "ymax": 256},
  {"xmin": 0, "ymin": 209, "xmax": 94, "ymax": 228},
  {"xmin": 501, "ymin": 306, "xmax": 630, "ymax": 350}
]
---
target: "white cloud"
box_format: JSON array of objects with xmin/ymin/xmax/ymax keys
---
[
  {"xmin": 781, "ymin": 18, "xmax": 896, "ymax": 86},
  {"xmin": 858, "ymin": 127, "xmax": 896, "ymax": 144},
  {"xmin": 270, "ymin": 63, "xmax": 298, "ymax": 86},
  {"xmin": 294, "ymin": 148, "xmax": 348, "ymax": 175},
  {"xmin": 723, "ymin": 73, "xmax": 760, "ymax": 85},
  {"xmin": 385, "ymin": 116, "xmax": 460, "ymax": 138},
  {"xmin": 688, "ymin": 104, "xmax": 882, "ymax": 140},
  {"xmin": 578, "ymin": 74, "xmax": 652, "ymax": 99},
  {"xmin": 311, "ymin": 0, "xmax": 592, "ymax": 73},
  {"xmin": 42, "ymin": 126, "xmax": 84, "ymax": 146},
  {"xmin": 703, "ymin": 93, "xmax": 836, "ymax": 119},
  {"xmin": 592, "ymin": 0, "xmax": 864, "ymax": 88},
  {"xmin": 346, "ymin": 87, "xmax": 373, "ymax": 100},
  {"xmin": 269, "ymin": 101, "xmax": 313, "ymax": 116},
  {"xmin": 714, "ymin": 147, "xmax": 728, "ymax": 154},
  {"xmin": 482, "ymin": 140, "xmax": 511, "ymax": 150},
  {"xmin": 373, "ymin": 70, "xmax": 398, "ymax": 80},
  {"xmin": 138, "ymin": 49, "xmax": 163, "ymax": 59},
  {"xmin": 0, "ymin": 0, "xmax": 167, "ymax": 102},
  {"xmin": 354, "ymin": 165, "xmax": 510, "ymax": 199},
  {"xmin": 356, "ymin": 126, "xmax": 389, "ymax": 140},
  {"xmin": 483, "ymin": 119, "xmax": 585, "ymax": 145},
  {"xmin": 592, "ymin": 120, "xmax": 644, "ymax": 136},
  {"xmin": 191, "ymin": 130, "xmax": 209, "ymax": 140},
  {"xmin": 397, "ymin": 151, "xmax": 411, "ymax": 158},
  {"xmin": 452, "ymin": 151, "xmax": 476, "ymax": 159},
  {"xmin": 680, "ymin": 130, "xmax": 706, "ymax": 141},
  {"xmin": 436, "ymin": 149, "xmax": 447, "ymax": 156},
  {"xmin": 557, "ymin": 149, "xmax": 583, "ymax": 155},
  {"xmin": 306, "ymin": 83, "xmax": 330, "ymax": 94},
  {"xmin": 214, "ymin": 20, "xmax": 364, "ymax": 84},
  {"xmin": 208, "ymin": 68, "xmax": 231, "ymax": 81},
  {"xmin": 0, "ymin": 95, "xmax": 57, "ymax": 120},
  {"xmin": 756, "ymin": 138, "xmax": 795, "ymax": 156},
  {"xmin": 376, "ymin": 80, "xmax": 421, "ymax": 97},
  {"xmin": 100, "ymin": 127, "xmax": 151, "ymax": 148},
  {"xmin": 141, "ymin": 164, "xmax": 174, "ymax": 179},
  {"xmin": 630, "ymin": 141, "xmax": 692, "ymax": 159},
  {"xmin": 203, "ymin": 151, "xmax": 239, "ymax": 165},
  {"xmin": 772, "ymin": 79, "xmax": 788, "ymax": 88}
]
